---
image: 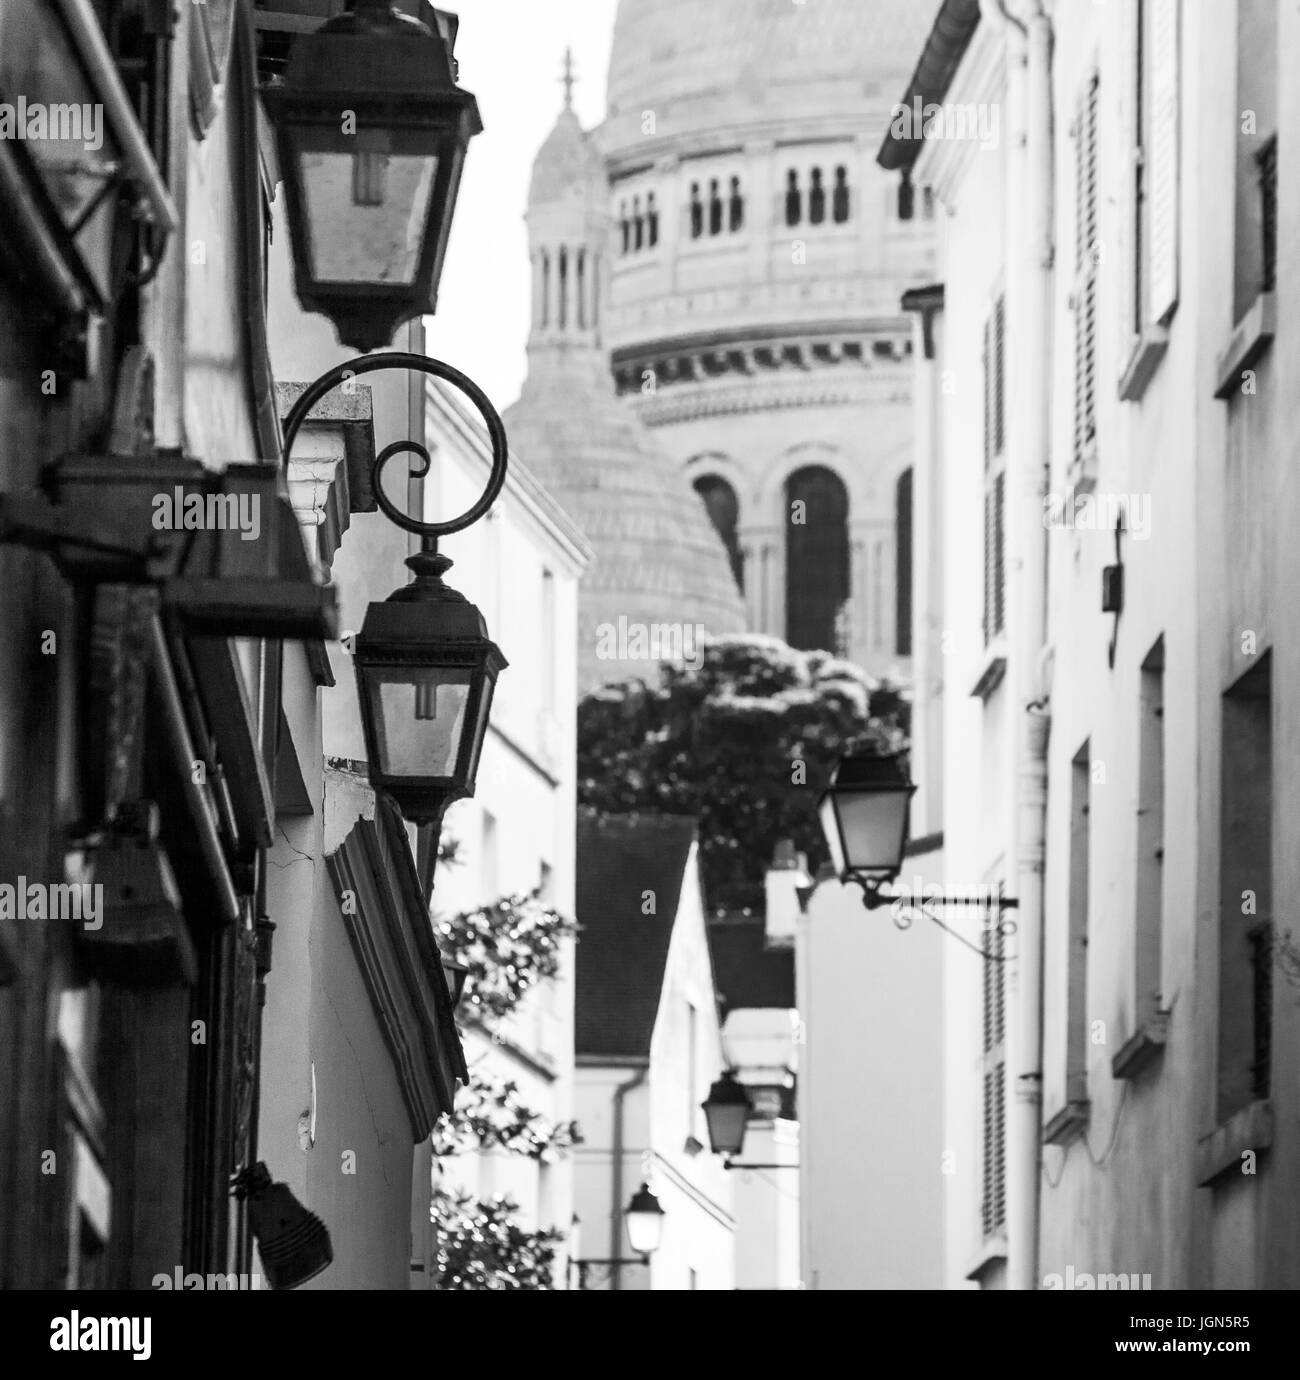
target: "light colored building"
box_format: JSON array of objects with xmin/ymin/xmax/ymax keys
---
[
  {"xmin": 420, "ymin": 375, "xmax": 591, "ymax": 1281},
  {"xmin": 598, "ymin": 0, "xmax": 941, "ymax": 675},
  {"xmin": 572, "ymin": 814, "xmax": 734, "ymax": 1289},
  {"xmin": 887, "ymin": 0, "xmax": 1300, "ymax": 1291}
]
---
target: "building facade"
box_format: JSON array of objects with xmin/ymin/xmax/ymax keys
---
[{"xmin": 888, "ymin": 0, "xmax": 1300, "ymax": 1291}]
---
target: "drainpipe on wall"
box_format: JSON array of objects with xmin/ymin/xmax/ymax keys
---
[
  {"xmin": 981, "ymin": 0, "xmax": 1054, "ymax": 1292},
  {"xmin": 609, "ymin": 1063, "xmax": 648, "ymax": 1290}
]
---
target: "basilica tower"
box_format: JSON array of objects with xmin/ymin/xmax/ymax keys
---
[{"xmin": 504, "ymin": 68, "xmax": 747, "ymax": 694}]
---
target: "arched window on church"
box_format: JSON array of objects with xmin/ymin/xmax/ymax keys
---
[
  {"xmin": 633, "ymin": 196, "xmax": 644, "ymax": 250},
  {"xmin": 558, "ymin": 246, "xmax": 568, "ymax": 328},
  {"xmin": 540, "ymin": 249, "xmax": 550, "ymax": 327},
  {"xmin": 576, "ymin": 248, "xmax": 586, "ymax": 329},
  {"xmin": 708, "ymin": 178, "xmax": 723, "ymax": 235},
  {"xmin": 620, "ymin": 202, "xmax": 629, "ymax": 254},
  {"xmin": 809, "ymin": 168, "xmax": 826, "ymax": 225},
  {"xmin": 895, "ymin": 467, "xmax": 913, "ymax": 656},
  {"xmin": 647, "ymin": 192, "xmax": 659, "ymax": 247},
  {"xmin": 785, "ymin": 465, "xmax": 850, "ymax": 654},
  {"xmin": 785, "ymin": 170, "xmax": 801, "ymax": 227},
  {"xmin": 689, "ymin": 182, "xmax": 703, "ymax": 239},
  {"xmin": 728, "ymin": 176, "xmax": 743, "ymax": 231},
  {"xmin": 694, "ymin": 474, "xmax": 744, "ymax": 595},
  {"xmin": 832, "ymin": 166, "xmax": 850, "ymax": 223}
]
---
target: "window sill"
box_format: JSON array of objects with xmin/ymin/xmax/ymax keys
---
[
  {"xmin": 1213, "ymin": 291, "xmax": 1276, "ymax": 399},
  {"xmin": 1043, "ymin": 1099, "xmax": 1090, "ymax": 1146},
  {"xmin": 1111, "ymin": 1010, "xmax": 1170, "ymax": 1080},
  {"xmin": 1118, "ymin": 328, "xmax": 1170, "ymax": 402},
  {"xmin": 971, "ymin": 640, "xmax": 1007, "ymax": 700},
  {"xmin": 965, "ymin": 1236, "xmax": 1007, "ymax": 1284},
  {"xmin": 1195, "ymin": 1099, "xmax": 1272, "ymax": 1186}
]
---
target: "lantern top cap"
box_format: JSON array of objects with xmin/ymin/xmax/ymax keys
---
[
  {"xmin": 829, "ymin": 750, "xmax": 914, "ymax": 791},
  {"xmin": 705, "ymin": 1069, "xmax": 753, "ymax": 1108},
  {"xmin": 626, "ymin": 1182, "xmax": 664, "ymax": 1214}
]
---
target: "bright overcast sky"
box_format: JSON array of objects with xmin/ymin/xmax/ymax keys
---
[{"xmin": 427, "ymin": 0, "xmax": 619, "ymax": 412}]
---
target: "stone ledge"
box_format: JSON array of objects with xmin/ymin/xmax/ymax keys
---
[{"xmin": 1196, "ymin": 1099, "xmax": 1273, "ymax": 1187}]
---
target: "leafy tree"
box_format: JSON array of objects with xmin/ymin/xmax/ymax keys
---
[
  {"xmin": 578, "ymin": 634, "xmax": 909, "ymax": 911},
  {"xmin": 431, "ymin": 1188, "xmax": 565, "ymax": 1290}
]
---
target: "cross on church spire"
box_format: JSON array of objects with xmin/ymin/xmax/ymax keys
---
[{"xmin": 561, "ymin": 46, "xmax": 575, "ymax": 109}]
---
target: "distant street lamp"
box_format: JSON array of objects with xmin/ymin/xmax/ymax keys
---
[
  {"xmin": 262, "ymin": 0, "xmax": 482, "ymax": 350},
  {"xmin": 701, "ymin": 1069, "xmax": 752, "ymax": 1158},
  {"xmin": 623, "ymin": 1182, "xmax": 666, "ymax": 1257},
  {"xmin": 572, "ymin": 1183, "xmax": 665, "ymax": 1289}
]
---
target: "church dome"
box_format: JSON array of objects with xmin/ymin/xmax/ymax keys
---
[{"xmin": 604, "ymin": 0, "xmax": 941, "ymax": 148}]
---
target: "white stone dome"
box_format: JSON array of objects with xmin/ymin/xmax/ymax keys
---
[{"xmin": 604, "ymin": 0, "xmax": 942, "ymax": 149}]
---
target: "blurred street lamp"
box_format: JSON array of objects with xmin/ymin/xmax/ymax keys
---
[
  {"xmin": 623, "ymin": 1182, "xmax": 665, "ymax": 1257},
  {"xmin": 818, "ymin": 750, "xmax": 916, "ymax": 908},
  {"xmin": 263, "ymin": 0, "xmax": 482, "ymax": 350},
  {"xmin": 701, "ymin": 1069, "xmax": 752, "ymax": 1158}
]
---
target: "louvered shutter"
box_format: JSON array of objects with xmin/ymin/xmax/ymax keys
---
[
  {"xmin": 1118, "ymin": 0, "xmax": 1142, "ymax": 351},
  {"xmin": 1146, "ymin": 0, "xmax": 1180, "ymax": 324},
  {"xmin": 993, "ymin": 295, "xmax": 1006, "ymax": 457},
  {"xmin": 993, "ymin": 469, "xmax": 1006, "ymax": 638},
  {"xmin": 982, "ymin": 1061, "xmax": 1007, "ymax": 1237}
]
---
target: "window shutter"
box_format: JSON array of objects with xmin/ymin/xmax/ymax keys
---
[
  {"xmin": 1074, "ymin": 276, "xmax": 1098, "ymax": 464},
  {"xmin": 993, "ymin": 469, "xmax": 1006, "ymax": 638},
  {"xmin": 1118, "ymin": 0, "xmax": 1142, "ymax": 351},
  {"xmin": 1145, "ymin": 0, "xmax": 1180, "ymax": 324},
  {"xmin": 993, "ymin": 294, "xmax": 1006, "ymax": 457},
  {"xmin": 1075, "ymin": 74, "xmax": 1099, "ymax": 274},
  {"xmin": 982, "ymin": 1061, "xmax": 1007, "ymax": 1237},
  {"xmin": 982, "ymin": 315, "xmax": 993, "ymax": 471}
]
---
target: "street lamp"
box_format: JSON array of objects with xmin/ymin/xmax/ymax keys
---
[
  {"xmin": 623, "ymin": 1182, "xmax": 665, "ymax": 1257},
  {"xmin": 282, "ymin": 353, "xmax": 509, "ymax": 832},
  {"xmin": 572, "ymin": 1183, "xmax": 665, "ymax": 1288},
  {"xmin": 819, "ymin": 750, "xmax": 1019, "ymax": 937},
  {"xmin": 262, "ymin": 0, "xmax": 482, "ymax": 350},
  {"xmin": 818, "ymin": 750, "xmax": 916, "ymax": 903},
  {"xmin": 701, "ymin": 1069, "xmax": 752, "ymax": 1158}
]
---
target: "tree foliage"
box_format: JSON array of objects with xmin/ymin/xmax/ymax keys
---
[
  {"xmin": 577, "ymin": 635, "xmax": 909, "ymax": 910},
  {"xmin": 431, "ymin": 1188, "xmax": 565, "ymax": 1290},
  {"xmin": 431, "ymin": 1071, "xmax": 581, "ymax": 1162}
]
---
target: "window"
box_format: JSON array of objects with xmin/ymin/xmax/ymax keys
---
[
  {"xmin": 708, "ymin": 179, "xmax": 722, "ymax": 235},
  {"xmin": 481, "ymin": 811, "xmax": 499, "ymax": 899},
  {"xmin": 808, "ymin": 167, "xmax": 825, "ymax": 225},
  {"xmin": 689, "ymin": 182, "xmax": 703, "ymax": 239},
  {"xmin": 620, "ymin": 201, "xmax": 629, "ymax": 254},
  {"xmin": 1218, "ymin": 654, "xmax": 1272, "ymax": 1121},
  {"xmin": 1133, "ymin": 639, "xmax": 1165, "ymax": 1029},
  {"xmin": 784, "ymin": 465, "xmax": 850, "ymax": 654},
  {"xmin": 1230, "ymin": 0, "xmax": 1276, "ymax": 318},
  {"xmin": 632, "ymin": 196, "xmax": 643, "ymax": 251},
  {"xmin": 1073, "ymin": 70, "xmax": 1099, "ymax": 474},
  {"xmin": 897, "ymin": 171, "xmax": 914, "ymax": 221},
  {"xmin": 728, "ymin": 176, "xmax": 743, "ymax": 231},
  {"xmin": 784, "ymin": 170, "xmax": 801, "ymax": 227},
  {"xmin": 1119, "ymin": 0, "xmax": 1181, "ymax": 397},
  {"xmin": 647, "ymin": 192, "xmax": 659, "ymax": 247},
  {"xmin": 831, "ymin": 166, "xmax": 849, "ymax": 223},
  {"xmin": 557, "ymin": 246, "xmax": 568, "ymax": 329},
  {"xmin": 693, "ymin": 474, "xmax": 743, "ymax": 595},
  {"xmin": 982, "ymin": 295, "xmax": 1007, "ymax": 646},
  {"xmin": 981, "ymin": 920, "xmax": 1006, "ymax": 1239},
  {"xmin": 895, "ymin": 469, "xmax": 913, "ymax": 656},
  {"xmin": 541, "ymin": 567, "xmax": 556, "ymax": 715},
  {"xmin": 686, "ymin": 999, "xmax": 699, "ymax": 1136},
  {"xmin": 576, "ymin": 251, "xmax": 586, "ymax": 329},
  {"xmin": 1066, "ymin": 744, "xmax": 1092, "ymax": 1107},
  {"xmin": 540, "ymin": 250, "xmax": 550, "ymax": 327}
]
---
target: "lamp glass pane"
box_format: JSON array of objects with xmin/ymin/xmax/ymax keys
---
[
  {"xmin": 703, "ymin": 1099, "xmax": 748, "ymax": 1157},
  {"xmin": 298, "ymin": 137, "xmax": 437, "ymax": 285},
  {"xmin": 625, "ymin": 1205, "xmax": 663, "ymax": 1257},
  {"xmin": 364, "ymin": 665, "xmax": 471, "ymax": 778},
  {"xmin": 819, "ymin": 796, "xmax": 846, "ymax": 875},
  {"xmin": 832, "ymin": 787, "xmax": 910, "ymax": 874}
]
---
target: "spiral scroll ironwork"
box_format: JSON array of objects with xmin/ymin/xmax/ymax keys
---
[{"xmin": 280, "ymin": 352, "xmax": 508, "ymax": 540}]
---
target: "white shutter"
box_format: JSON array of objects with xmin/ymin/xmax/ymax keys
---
[
  {"xmin": 1116, "ymin": 0, "xmax": 1141, "ymax": 354},
  {"xmin": 1145, "ymin": 0, "xmax": 1180, "ymax": 325}
]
